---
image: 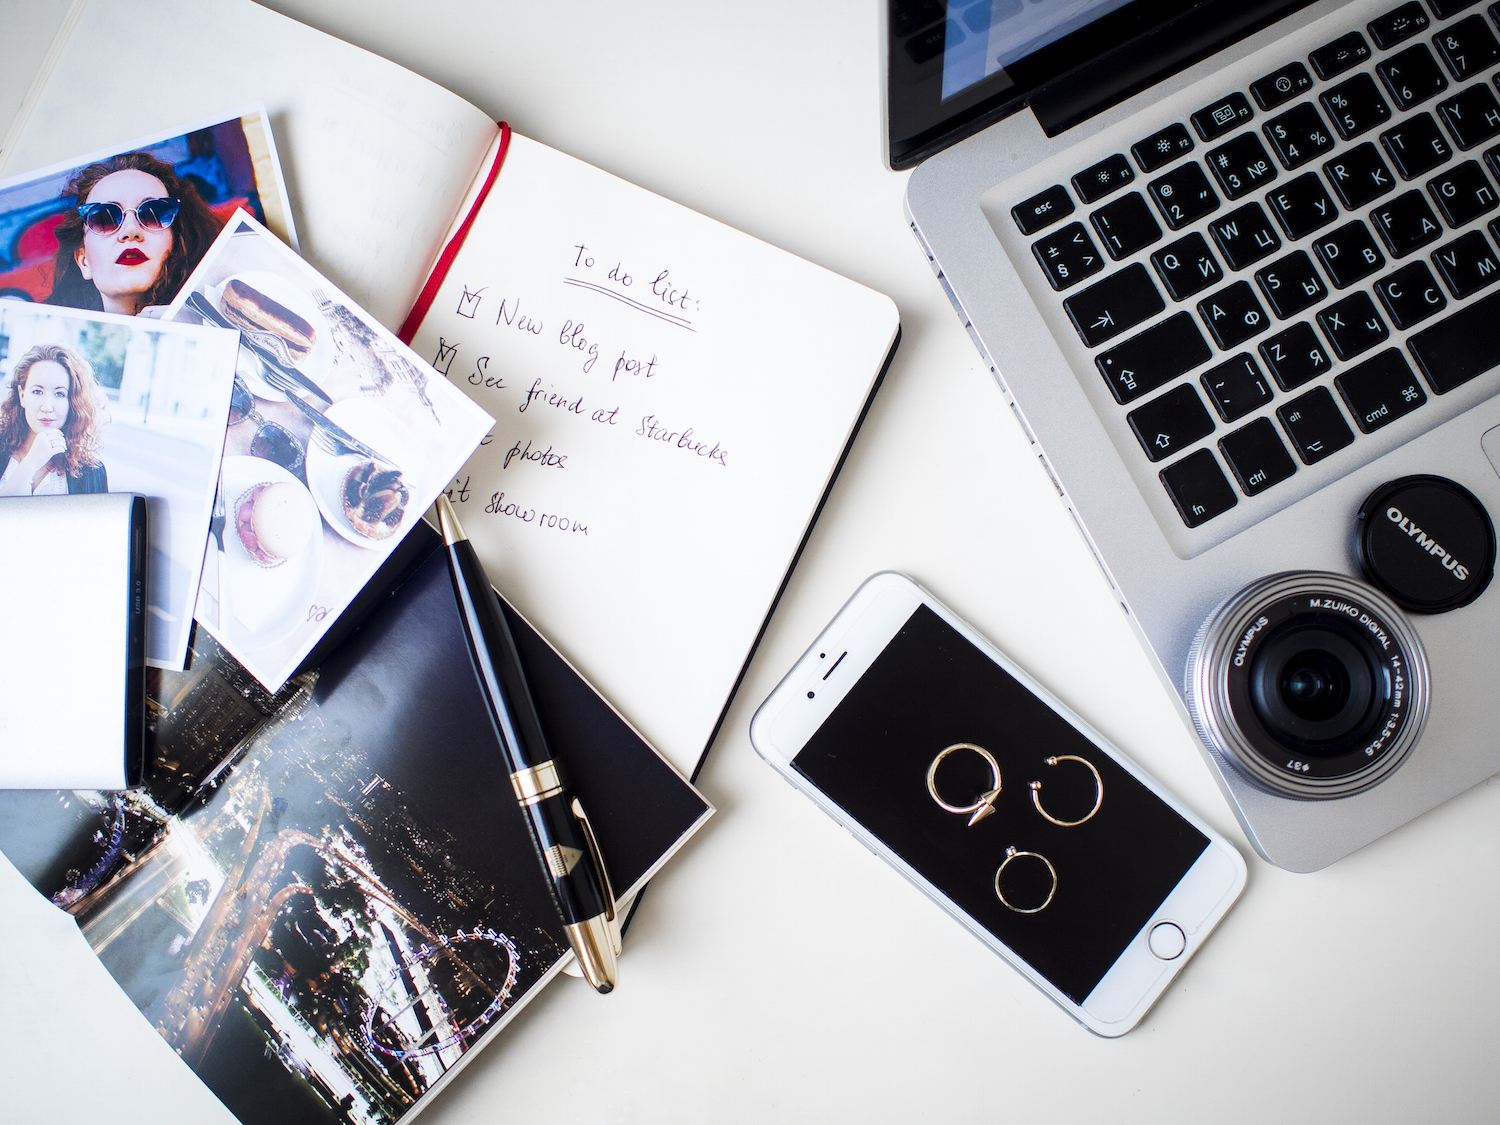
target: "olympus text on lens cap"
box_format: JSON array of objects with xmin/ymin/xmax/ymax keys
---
[
  {"xmin": 1186, "ymin": 573, "xmax": 1429, "ymax": 800},
  {"xmin": 1356, "ymin": 475, "xmax": 1496, "ymax": 614}
]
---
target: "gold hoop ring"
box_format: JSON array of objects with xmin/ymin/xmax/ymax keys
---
[
  {"xmin": 994, "ymin": 847, "xmax": 1057, "ymax": 913},
  {"xmin": 1029, "ymin": 754, "xmax": 1103, "ymax": 827},
  {"xmin": 925, "ymin": 743, "xmax": 1002, "ymax": 826}
]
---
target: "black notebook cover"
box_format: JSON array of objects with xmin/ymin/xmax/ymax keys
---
[{"xmin": 0, "ymin": 522, "xmax": 710, "ymax": 1125}]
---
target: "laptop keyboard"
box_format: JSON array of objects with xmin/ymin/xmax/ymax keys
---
[{"xmin": 1013, "ymin": 0, "xmax": 1500, "ymax": 530}]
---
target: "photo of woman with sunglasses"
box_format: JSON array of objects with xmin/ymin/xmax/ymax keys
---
[
  {"xmin": 45, "ymin": 152, "xmax": 224, "ymax": 316},
  {"xmin": 0, "ymin": 343, "xmax": 108, "ymax": 496}
]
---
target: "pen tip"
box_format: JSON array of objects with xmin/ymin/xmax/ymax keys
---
[{"xmin": 435, "ymin": 493, "xmax": 466, "ymax": 545}]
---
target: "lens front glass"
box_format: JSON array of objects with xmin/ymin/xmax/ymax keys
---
[
  {"xmin": 1280, "ymin": 650, "xmax": 1350, "ymax": 722},
  {"xmin": 1248, "ymin": 622, "xmax": 1381, "ymax": 757}
]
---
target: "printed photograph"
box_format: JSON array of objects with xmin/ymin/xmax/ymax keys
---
[
  {"xmin": 0, "ymin": 300, "xmax": 240, "ymax": 667},
  {"xmin": 168, "ymin": 211, "xmax": 494, "ymax": 692},
  {"xmin": 0, "ymin": 108, "xmax": 295, "ymax": 316}
]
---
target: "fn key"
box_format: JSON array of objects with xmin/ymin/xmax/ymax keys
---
[{"xmin": 1161, "ymin": 449, "xmax": 1238, "ymax": 527}]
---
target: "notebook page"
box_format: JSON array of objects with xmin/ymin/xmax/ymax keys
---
[
  {"xmin": 0, "ymin": 0, "xmax": 496, "ymax": 329},
  {"xmin": 411, "ymin": 135, "xmax": 900, "ymax": 775}
]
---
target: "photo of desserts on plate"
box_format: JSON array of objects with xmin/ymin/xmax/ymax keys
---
[{"xmin": 174, "ymin": 211, "xmax": 493, "ymax": 693}]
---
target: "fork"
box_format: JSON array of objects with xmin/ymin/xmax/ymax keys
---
[
  {"xmin": 257, "ymin": 364, "xmax": 396, "ymax": 465},
  {"xmin": 187, "ymin": 291, "xmax": 333, "ymax": 402}
]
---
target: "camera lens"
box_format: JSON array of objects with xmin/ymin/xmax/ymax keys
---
[{"xmin": 1186, "ymin": 573, "xmax": 1428, "ymax": 799}]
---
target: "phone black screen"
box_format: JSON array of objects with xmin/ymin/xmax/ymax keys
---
[{"xmin": 793, "ymin": 604, "xmax": 1207, "ymax": 1003}]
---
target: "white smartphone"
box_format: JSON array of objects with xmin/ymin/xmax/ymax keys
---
[{"xmin": 750, "ymin": 573, "xmax": 1247, "ymax": 1037}]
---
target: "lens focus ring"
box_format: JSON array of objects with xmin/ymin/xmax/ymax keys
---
[{"xmin": 1186, "ymin": 572, "xmax": 1429, "ymax": 800}]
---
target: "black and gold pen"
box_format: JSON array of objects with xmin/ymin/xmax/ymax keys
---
[{"xmin": 436, "ymin": 494, "xmax": 621, "ymax": 992}]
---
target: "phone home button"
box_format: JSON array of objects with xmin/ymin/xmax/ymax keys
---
[{"xmin": 1147, "ymin": 921, "xmax": 1186, "ymax": 961}]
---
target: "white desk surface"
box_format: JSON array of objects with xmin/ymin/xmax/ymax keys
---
[{"xmin": 3, "ymin": 2, "xmax": 1497, "ymax": 1122}]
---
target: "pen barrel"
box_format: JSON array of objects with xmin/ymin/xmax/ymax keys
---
[
  {"xmin": 447, "ymin": 538, "xmax": 553, "ymax": 772},
  {"xmin": 522, "ymin": 791, "xmax": 609, "ymax": 924},
  {"xmin": 445, "ymin": 537, "xmax": 610, "ymax": 926}
]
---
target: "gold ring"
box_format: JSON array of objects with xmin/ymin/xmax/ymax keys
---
[
  {"xmin": 994, "ymin": 846, "xmax": 1057, "ymax": 913},
  {"xmin": 1029, "ymin": 754, "xmax": 1103, "ymax": 827},
  {"xmin": 926, "ymin": 743, "xmax": 1002, "ymax": 826}
]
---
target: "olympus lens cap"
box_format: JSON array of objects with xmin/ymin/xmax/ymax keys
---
[{"xmin": 1356, "ymin": 475, "xmax": 1496, "ymax": 613}]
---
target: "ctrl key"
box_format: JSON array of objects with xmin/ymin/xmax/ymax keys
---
[{"xmin": 1161, "ymin": 448, "xmax": 1238, "ymax": 527}]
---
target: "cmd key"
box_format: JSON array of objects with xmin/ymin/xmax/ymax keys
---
[{"xmin": 1064, "ymin": 263, "xmax": 1165, "ymax": 346}]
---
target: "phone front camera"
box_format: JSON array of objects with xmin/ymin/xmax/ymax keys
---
[{"xmin": 1186, "ymin": 572, "xmax": 1429, "ymax": 800}]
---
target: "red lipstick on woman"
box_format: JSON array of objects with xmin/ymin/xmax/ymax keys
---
[{"xmin": 116, "ymin": 249, "xmax": 147, "ymax": 265}]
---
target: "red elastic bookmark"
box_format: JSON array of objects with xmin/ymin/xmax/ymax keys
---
[{"xmin": 397, "ymin": 121, "xmax": 513, "ymax": 345}]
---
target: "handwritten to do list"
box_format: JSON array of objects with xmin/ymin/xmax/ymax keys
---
[{"xmin": 411, "ymin": 133, "xmax": 899, "ymax": 774}]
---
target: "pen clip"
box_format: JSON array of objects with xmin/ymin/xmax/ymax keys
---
[{"xmin": 571, "ymin": 797, "xmax": 618, "ymax": 926}]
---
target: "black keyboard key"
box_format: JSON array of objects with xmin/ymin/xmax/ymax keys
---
[
  {"xmin": 1382, "ymin": 112, "xmax": 1454, "ymax": 177},
  {"xmin": 1377, "ymin": 43, "xmax": 1450, "ymax": 110},
  {"xmin": 1091, "ymin": 192, "xmax": 1162, "ymax": 259},
  {"xmin": 1219, "ymin": 417, "xmax": 1298, "ymax": 495},
  {"xmin": 1207, "ymin": 131, "xmax": 1280, "ymax": 198},
  {"xmin": 1408, "ymin": 287, "xmax": 1500, "ymax": 391},
  {"xmin": 1147, "ymin": 161, "xmax": 1221, "ymax": 229},
  {"xmin": 1278, "ymin": 386, "xmax": 1356, "ymax": 464},
  {"xmin": 1433, "ymin": 14, "xmax": 1500, "ymax": 80},
  {"xmin": 1096, "ymin": 312, "xmax": 1213, "ymax": 403},
  {"xmin": 1133, "ymin": 123, "xmax": 1196, "ymax": 172},
  {"xmin": 1063, "ymin": 262, "xmax": 1164, "ymax": 345},
  {"xmin": 1368, "ymin": 3, "xmax": 1432, "ymax": 50},
  {"xmin": 1325, "ymin": 143, "xmax": 1399, "ymax": 208},
  {"xmin": 1427, "ymin": 159, "xmax": 1499, "ymax": 225},
  {"xmin": 1252, "ymin": 62, "xmax": 1314, "ymax": 110},
  {"xmin": 892, "ymin": 0, "xmax": 943, "ymax": 38},
  {"xmin": 1335, "ymin": 349, "xmax": 1428, "ymax": 431},
  {"xmin": 1370, "ymin": 189, "xmax": 1445, "ymax": 255},
  {"xmin": 1151, "ymin": 232, "xmax": 1224, "ymax": 299},
  {"xmin": 1375, "ymin": 259, "xmax": 1450, "ymax": 326},
  {"xmin": 1210, "ymin": 202, "xmax": 1283, "ymax": 269},
  {"xmin": 1318, "ymin": 290, "xmax": 1391, "ymax": 358},
  {"xmin": 1260, "ymin": 321, "xmax": 1334, "ymax": 389},
  {"xmin": 1202, "ymin": 353, "xmax": 1275, "ymax": 421},
  {"xmin": 1263, "ymin": 102, "xmax": 1337, "ymax": 169},
  {"xmin": 1032, "ymin": 222, "xmax": 1105, "ymax": 290},
  {"xmin": 1193, "ymin": 93, "xmax": 1256, "ymax": 141},
  {"xmin": 1436, "ymin": 84, "xmax": 1500, "ymax": 149},
  {"xmin": 1311, "ymin": 32, "xmax": 1373, "ymax": 80},
  {"xmin": 1073, "ymin": 154, "xmax": 1137, "ymax": 203},
  {"xmin": 1323, "ymin": 74, "xmax": 1394, "ymax": 141},
  {"xmin": 904, "ymin": 21, "xmax": 953, "ymax": 65},
  {"xmin": 1267, "ymin": 172, "xmax": 1340, "ymax": 238},
  {"xmin": 1014, "ymin": 184, "xmax": 1076, "ymax": 234},
  {"xmin": 1160, "ymin": 449, "xmax": 1238, "ymax": 527},
  {"xmin": 1488, "ymin": 142, "xmax": 1500, "ymax": 181},
  {"xmin": 1128, "ymin": 384, "xmax": 1216, "ymax": 461},
  {"xmin": 1428, "ymin": 0, "xmax": 1481, "ymax": 17},
  {"xmin": 1198, "ymin": 280, "xmax": 1271, "ymax": 349},
  {"xmin": 1256, "ymin": 250, "xmax": 1329, "ymax": 318},
  {"xmin": 1431, "ymin": 228, "xmax": 1500, "ymax": 296},
  {"xmin": 1312, "ymin": 220, "xmax": 1388, "ymax": 286}
]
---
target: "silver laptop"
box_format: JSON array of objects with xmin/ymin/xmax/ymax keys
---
[{"xmin": 899, "ymin": 0, "xmax": 1500, "ymax": 871}]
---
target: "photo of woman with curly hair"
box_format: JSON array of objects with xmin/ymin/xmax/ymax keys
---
[
  {"xmin": 45, "ymin": 151, "xmax": 225, "ymax": 316},
  {"xmin": 0, "ymin": 342, "xmax": 108, "ymax": 496}
]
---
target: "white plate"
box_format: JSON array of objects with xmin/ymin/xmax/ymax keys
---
[
  {"xmin": 210, "ymin": 271, "xmax": 332, "ymax": 401},
  {"xmin": 218, "ymin": 454, "xmax": 324, "ymax": 649},
  {"xmin": 304, "ymin": 398, "xmax": 422, "ymax": 548}
]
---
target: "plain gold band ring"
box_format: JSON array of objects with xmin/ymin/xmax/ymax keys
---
[
  {"xmin": 926, "ymin": 743, "xmax": 1002, "ymax": 827},
  {"xmin": 994, "ymin": 846, "xmax": 1058, "ymax": 913},
  {"xmin": 1029, "ymin": 754, "xmax": 1103, "ymax": 827}
]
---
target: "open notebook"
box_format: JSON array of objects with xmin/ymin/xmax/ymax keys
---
[{"xmin": 4, "ymin": 0, "xmax": 901, "ymax": 779}]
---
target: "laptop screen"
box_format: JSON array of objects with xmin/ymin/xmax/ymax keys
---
[
  {"xmin": 939, "ymin": 0, "xmax": 1138, "ymax": 100},
  {"xmin": 887, "ymin": 0, "xmax": 1316, "ymax": 169}
]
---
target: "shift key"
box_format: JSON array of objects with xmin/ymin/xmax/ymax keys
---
[
  {"xmin": 1097, "ymin": 313, "xmax": 1213, "ymax": 403},
  {"xmin": 1064, "ymin": 263, "xmax": 1166, "ymax": 346}
]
